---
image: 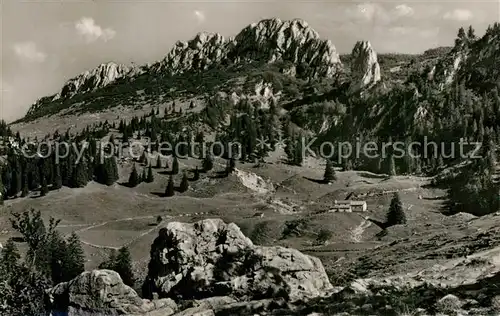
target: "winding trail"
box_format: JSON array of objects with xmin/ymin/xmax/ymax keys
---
[{"xmin": 65, "ymin": 212, "xmax": 212, "ymax": 250}]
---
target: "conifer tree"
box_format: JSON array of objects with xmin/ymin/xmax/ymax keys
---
[
  {"xmin": 115, "ymin": 247, "xmax": 134, "ymax": 287},
  {"xmin": 323, "ymin": 159, "xmax": 336, "ymax": 183},
  {"xmin": 467, "ymin": 25, "xmax": 476, "ymax": 41},
  {"xmin": 141, "ymin": 168, "xmax": 147, "ymax": 183},
  {"xmin": 165, "ymin": 175, "xmax": 175, "ymax": 197},
  {"xmin": 386, "ymin": 193, "xmax": 406, "ymax": 226},
  {"xmin": 294, "ymin": 137, "xmax": 304, "ymax": 166},
  {"xmin": 0, "ymin": 171, "xmax": 4, "ymax": 205},
  {"xmin": 193, "ymin": 167, "xmax": 200, "ymax": 181},
  {"xmin": 172, "ymin": 157, "xmax": 179, "ymax": 175},
  {"xmin": 21, "ymin": 173, "xmax": 29, "ymax": 198},
  {"xmin": 156, "ymin": 155, "xmax": 162, "ymax": 169},
  {"xmin": 40, "ymin": 175, "xmax": 48, "ymax": 197},
  {"xmin": 202, "ymin": 154, "xmax": 213, "ymax": 172},
  {"xmin": 226, "ymin": 157, "xmax": 235, "ymax": 175},
  {"xmin": 64, "ymin": 232, "xmax": 85, "ymax": 281},
  {"xmin": 387, "ymin": 153, "xmax": 396, "ymax": 177},
  {"xmin": 71, "ymin": 160, "xmax": 89, "ymax": 188},
  {"xmin": 53, "ymin": 163, "xmax": 62, "ymax": 190},
  {"xmin": 139, "ymin": 151, "xmax": 148, "ymax": 165},
  {"xmin": 99, "ymin": 249, "xmax": 117, "ymax": 270},
  {"xmin": 48, "ymin": 231, "xmax": 68, "ymax": 284},
  {"xmin": 179, "ymin": 172, "xmax": 189, "ymax": 193},
  {"xmin": 146, "ymin": 165, "xmax": 154, "ymax": 183},
  {"xmin": 128, "ymin": 164, "xmax": 139, "ymax": 187},
  {"xmin": 1, "ymin": 238, "xmax": 20, "ymax": 275}
]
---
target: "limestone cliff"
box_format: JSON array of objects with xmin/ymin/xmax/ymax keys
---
[{"xmin": 349, "ymin": 41, "xmax": 381, "ymax": 91}]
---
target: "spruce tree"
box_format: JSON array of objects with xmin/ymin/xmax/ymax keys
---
[
  {"xmin": 1, "ymin": 238, "xmax": 20, "ymax": 275},
  {"xmin": 146, "ymin": 165, "xmax": 154, "ymax": 183},
  {"xmin": 0, "ymin": 169, "xmax": 3, "ymax": 205},
  {"xmin": 193, "ymin": 167, "xmax": 200, "ymax": 181},
  {"xmin": 323, "ymin": 159, "xmax": 336, "ymax": 183},
  {"xmin": 172, "ymin": 157, "xmax": 179, "ymax": 175},
  {"xmin": 165, "ymin": 175, "xmax": 175, "ymax": 197},
  {"xmin": 64, "ymin": 232, "xmax": 85, "ymax": 281},
  {"xmin": 156, "ymin": 155, "xmax": 162, "ymax": 169},
  {"xmin": 99, "ymin": 249, "xmax": 117, "ymax": 270},
  {"xmin": 139, "ymin": 151, "xmax": 148, "ymax": 165},
  {"xmin": 128, "ymin": 164, "xmax": 139, "ymax": 187},
  {"xmin": 72, "ymin": 160, "xmax": 89, "ymax": 188},
  {"xmin": 141, "ymin": 168, "xmax": 147, "ymax": 183},
  {"xmin": 53, "ymin": 163, "xmax": 62, "ymax": 190},
  {"xmin": 386, "ymin": 193, "xmax": 406, "ymax": 226},
  {"xmin": 387, "ymin": 153, "xmax": 396, "ymax": 177},
  {"xmin": 202, "ymin": 154, "xmax": 213, "ymax": 172},
  {"xmin": 115, "ymin": 247, "xmax": 134, "ymax": 287},
  {"xmin": 40, "ymin": 175, "xmax": 48, "ymax": 197},
  {"xmin": 21, "ymin": 173, "xmax": 29, "ymax": 198},
  {"xmin": 226, "ymin": 157, "xmax": 235, "ymax": 175},
  {"xmin": 179, "ymin": 173, "xmax": 189, "ymax": 193}
]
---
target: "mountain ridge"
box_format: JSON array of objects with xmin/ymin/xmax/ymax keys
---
[{"xmin": 25, "ymin": 18, "xmax": 344, "ymax": 119}]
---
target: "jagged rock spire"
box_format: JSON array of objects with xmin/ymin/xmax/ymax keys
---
[{"xmin": 350, "ymin": 41, "xmax": 381, "ymax": 91}]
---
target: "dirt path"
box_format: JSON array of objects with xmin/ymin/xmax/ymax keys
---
[{"xmin": 68, "ymin": 212, "xmax": 212, "ymax": 249}]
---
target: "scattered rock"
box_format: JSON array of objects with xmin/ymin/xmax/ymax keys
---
[
  {"xmin": 436, "ymin": 294, "xmax": 463, "ymax": 314},
  {"xmin": 47, "ymin": 269, "xmax": 177, "ymax": 316}
]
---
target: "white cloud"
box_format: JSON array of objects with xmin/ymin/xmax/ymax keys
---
[
  {"xmin": 443, "ymin": 9, "xmax": 473, "ymax": 21},
  {"xmin": 393, "ymin": 4, "xmax": 414, "ymax": 17},
  {"xmin": 75, "ymin": 17, "xmax": 116, "ymax": 43},
  {"xmin": 194, "ymin": 10, "xmax": 206, "ymax": 23},
  {"xmin": 12, "ymin": 42, "xmax": 46, "ymax": 63}
]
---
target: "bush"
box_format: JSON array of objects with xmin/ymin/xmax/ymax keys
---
[{"xmin": 316, "ymin": 229, "xmax": 333, "ymax": 245}]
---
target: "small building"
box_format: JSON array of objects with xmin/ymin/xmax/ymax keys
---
[
  {"xmin": 329, "ymin": 204, "xmax": 352, "ymax": 213},
  {"xmin": 329, "ymin": 200, "xmax": 367, "ymax": 213},
  {"xmin": 350, "ymin": 201, "xmax": 367, "ymax": 212}
]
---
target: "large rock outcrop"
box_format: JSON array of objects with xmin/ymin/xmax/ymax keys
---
[
  {"xmin": 47, "ymin": 269, "xmax": 177, "ymax": 316},
  {"xmin": 349, "ymin": 41, "xmax": 381, "ymax": 91},
  {"xmin": 153, "ymin": 18, "xmax": 342, "ymax": 78},
  {"xmin": 142, "ymin": 219, "xmax": 333, "ymax": 302},
  {"xmin": 26, "ymin": 62, "xmax": 141, "ymax": 116}
]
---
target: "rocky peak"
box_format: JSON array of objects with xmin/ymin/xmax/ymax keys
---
[
  {"xmin": 153, "ymin": 18, "xmax": 342, "ymax": 78},
  {"xmin": 350, "ymin": 41, "xmax": 381, "ymax": 91},
  {"xmin": 153, "ymin": 31, "xmax": 230, "ymax": 74},
  {"xmin": 59, "ymin": 62, "xmax": 132, "ymax": 98},
  {"xmin": 231, "ymin": 18, "xmax": 341, "ymax": 78}
]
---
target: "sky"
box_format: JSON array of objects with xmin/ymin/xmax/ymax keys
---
[{"xmin": 1, "ymin": 0, "xmax": 499, "ymax": 122}]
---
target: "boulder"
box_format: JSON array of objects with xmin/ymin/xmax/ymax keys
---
[
  {"xmin": 143, "ymin": 219, "xmax": 333, "ymax": 302},
  {"xmin": 47, "ymin": 269, "xmax": 177, "ymax": 316}
]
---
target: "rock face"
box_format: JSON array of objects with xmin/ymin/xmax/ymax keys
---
[
  {"xmin": 153, "ymin": 32, "xmax": 230, "ymax": 74},
  {"xmin": 153, "ymin": 18, "xmax": 341, "ymax": 78},
  {"xmin": 47, "ymin": 269, "xmax": 177, "ymax": 316},
  {"xmin": 27, "ymin": 62, "xmax": 136, "ymax": 116},
  {"xmin": 142, "ymin": 219, "xmax": 333, "ymax": 302},
  {"xmin": 59, "ymin": 62, "xmax": 131, "ymax": 98},
  {"xmin": 230, "ymin": 18, "xmax": 341, "ymax": 78},
  {"xmin": 428, "ymin": 50, "xmax": 468, "ymax": 89},
  {"xmin": 350, "ymin": 41, "xmax": 381, "ymax": 91}
]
